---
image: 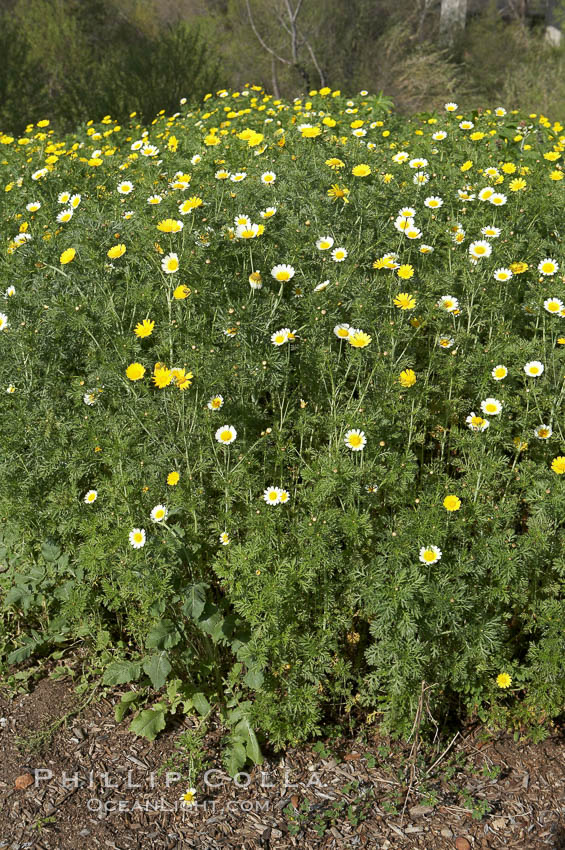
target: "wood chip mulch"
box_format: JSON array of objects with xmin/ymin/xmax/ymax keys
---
[{"xmin": 1, "ymin": 676, "xmax": 564, "ymax": 849}]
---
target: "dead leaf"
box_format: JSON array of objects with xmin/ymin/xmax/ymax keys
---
[{"xmin": 15, "ymin": 773, "xmax": 34, "ymax": 790}]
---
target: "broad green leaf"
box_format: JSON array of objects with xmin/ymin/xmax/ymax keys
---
[
  {"xmin": 182, "ymin": 583, "xmax": 208, "ymax": 620},
  {"xmin": 146, "ymin": 619, "xmax": 180, "ymax": 650},
  {"xmin": 192, "ymin": 692, "xmax": 211, "ymax": 715},
  {"xmin": 235, "ymin": 718, "xmax": 263, "ymax": 765},
  {"xmin": 143, "ymin": 652, "xmax": 172, "ymax": 690},
  {"xmin": 103, "ymin": 660, "xmax": 142, "ymax": 685},
  {"xmin": 41, "ymin": 540, "xmax": 61, "ymax": 562},
  {"xmin": 243, "ymin": 668, "xmax": 264, "ymax": 690},
  {"xmin": 7, "ymin": 642, "xmax": 36, "ymax": 664},
  {"xmin": 129, "ymin": 708, "xmax": 166, "ymax": 741},
  {"xmin": 225, "ymin": 741, "xmax": 247, "ymax": 777}
]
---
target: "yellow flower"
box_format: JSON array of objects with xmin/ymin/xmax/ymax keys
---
[
  {"xmin": 509, "ymin": 262, "xmax": 528, "ymax": 274},
  {"xmin": 134, "ymin": 319, "xmax": 155, "ymax": 338},
  {"xmin": 301, "ymin": 126, "xmax": 321, "ymax": 138},
  {"xmin": 107, "ymin": 243, "xmax": 126, "ymax": 259},
  {"xmin": 397, "ymin": 264, "xmax": 414, "ymax": 280},
  {"xmin": 167, "ymin": 471, "xmax": 180, "ymax": 486},
  {"xmin": 352, "ymin": 164, "xmax": 371, "ymax": 177},
  {"xmin": 394, "ymin": 292, "xmax": 416, "ymax": 310},
  {"xmin": 551, "ymin": 456, "xmax": 565, "ymax": 474},
  {"xmin": 126, "ymin": 362, "xmax": 145, "ymax": 381},
  {"xmin": 443, "ymin": 495, "xmax": 461, "ymax": 512},
  {"xmin": 509, "ymin": 178, "xmax": 527, "ymax": 191},
  {"xmin": 60, "ymin": 248, "xmax": 76, "ymax": 264},
  {"xmin": 179, "ymin": 197, "xmax": 203, "ymax": 213},
  {"xmin": 173, "ymin": 285, "xmax": 191, "ymax": 300},
  {"xmin": 325, "ymin": 157, "xmax": 345, "ymax": 169},
  {"xmin": 348, "ymin": 331, "xmax": 372, "ymax": 348},
  {"xmin": 496, "ymin": 673, "xmax": 512, "ymax": 689},
  {"xmin": 327, "ymin": 184, "xmax": 349, "ymax": 203},
  {"xmin": 460, "ymin": 160, "xmax": 473, "ymax": 172},
  {"xmin": 513, "ymin": 437, "xmax": 528, "ymax": 452},
  {"xmin": 501, "ymin": 162, "xmax": 516, "ymax": 174},
  {"xmin": 152, "ymin": 363, "xmax": 173, "ymax": 388},
  {"xmin": 157, "ymin": 218, "xmax": 183, "ymax": 233},
  {"xmin": 171, "ymin": 367, "xmax": 193, "ymax": 390},
  {"xmin": 399, "ymin": 369, "xmax": 416, "ymax": 387}
]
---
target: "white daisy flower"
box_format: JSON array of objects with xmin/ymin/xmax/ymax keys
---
[
  {"xmin": 466, "ymin": 412, "xmax": 489, "ymax": 432},
  {"xmin": 117, "ymin": 181, "xmax": 134, "ymax": 194},
  {"xmin": 84, "ymin": 490, "xmax": 98, "ymax": 504},
  {"xmin": 469, "ymin": 240, "xmax": 492, "ymax": 259},
  {"xmin": 271, "ymin": 328, "xmax": 289, "ymax": 346},
  {"xmin": 524, "ymin": 361, "xmax": 544, "ymax": 377},
  {"xmin": 437, "ymin": 295, "xmax": 459, "ymax": 313},
  {"xmin": 207, "ymin": 394, "xmax": 224, "ymax": 410},
  {"xmin": 161, "ymin": 252, "xmax": 179, "ymax": 274},
  {"xmin": 492, "ymin": 365, "xmax": 507, "ymax": 381},
  {"xmin": 478, "ymin": 187, "xmax": 495, "ymax": 201},
  {"xmin": 215, "ymin": 425, "xmax": 237, "ymax": 445},
  {"xmin": 493, "ymin": 268, "xmax": 513, "ymax": 281},
  {"xmin": 534, "ymin": 424, "xmax": 552, "ymax": 440},
  {"xmin": 419, "ymin": 545, "xmax": 442, "ymax": 564},
  {"xmin": 344, "ymin": 429, "xmax": 366, "ymax": 451},
  {"xmin": 261, "ymin": 171, "xmax": 276, "ymax": 184},
  {"xmin": 538, "ymin": 258, "xmax": 559, "ymax": 276},
  {"xmin": 544, "ymin": 297, "xmax": 564, "ymax": 314},
  {"xmin": 150, "ymin": 504, "xmax": 168, "ymax": 523},
  {"xmin": 263, "ymin": 486, "xmax": 281, "ymax": 505},
  {"xmin": 129, "ymin": 528, "xmax": 146, "ymax": 548},
  {"xmin": 481, "ymin": 398, "xmax": 502, "ymax": 416},
  {"xmin": 271, "ymin": 264, "xmax": 295, "ymax": 282},
  {"xmin": 331, "ymin": 247, "xmax": 348, "ymax": 262},
  {"xmin": 316, "ymin": 235, "xmax": 334, "ymax": 250},
  {"xmin": 334, "ymin": 323, "xmax": 351, "ymax": 339}
]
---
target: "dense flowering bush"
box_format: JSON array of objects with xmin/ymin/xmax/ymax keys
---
[{"xmin": 1, "ymin": 88, "xmax": 564, "ymax": 752}]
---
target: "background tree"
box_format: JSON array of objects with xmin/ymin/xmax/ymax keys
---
[{"xmin": 439, "ymin": 0, "xmax": 467, "ymax": 46}]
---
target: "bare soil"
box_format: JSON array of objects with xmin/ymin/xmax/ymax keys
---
[{"xmin": 1, "ymin": 674, "xmax": 564, "ymax": 849}]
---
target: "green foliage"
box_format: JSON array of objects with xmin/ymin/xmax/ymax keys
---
[
  {"xmin": 0, "ymin": 0, "xmax": 222, "ymax": 134},
  {"xmin": 0, "ymin": 86, "xmax": 564, "ymax": 758}
]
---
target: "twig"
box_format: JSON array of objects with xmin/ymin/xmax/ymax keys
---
[{"xmin": 424, "ymin": 731, "xmax": 460, "ymax": 777}]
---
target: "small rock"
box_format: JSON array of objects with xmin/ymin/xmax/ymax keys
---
[
  {"xmin": 15, "ymin": 774, "xmax": 34, "ymax": 790},
  {"xmin": 455, "ymin": 838, "xmax": 472, "ymax": 850},
  {"xmin": 409, "ymin": 804, "xmax": 434, "ymax": 817},
  {"xmin": 290, "ymin": 794, "xmax": 299, "ymax": 808},
  {"xmin": 79, "ymin": 830, "xmax": 91, "ymax": 837},
  {"xmin": 440, "ymin": 827, "xmax": 454, "ymax": 838}
]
